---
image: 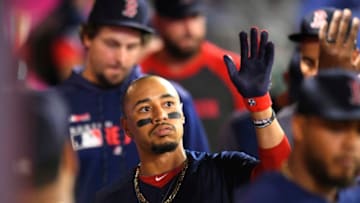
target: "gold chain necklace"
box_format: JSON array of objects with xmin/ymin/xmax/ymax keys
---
[{"xmin": 134, "ymin": 159, "xmax": 189, "ymax": 203}]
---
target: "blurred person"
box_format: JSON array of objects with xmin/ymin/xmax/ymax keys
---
[
  {"xmin": 16, "ymin": 90, "xmax": 77, "ymax": 203},
  {"xmin": 234, "ymin": 68, "xmax": 360, "ymax": 203},
  {"xmin": 297, "ymin": 0, "xmax": 360, "ymax": 34},
  {"xmin": 55, "ymin": 0, "xmax": 209, "ymax": 203},
  {"xmin": 23, "ymin": 0, "xmax": 94, "ymax": 88},
  {"xmin": 276, "ymin": 7, "xmax": 360, "ymax": 140},
  {"xmin": 95, "ymin": 27, "xmax": 291, "ymax": 203},
  {"xmin": 141, "ymin": 0, "xmax": 247, "ymax": 151},
  {"xmin": 288, "ymin": 8, "xmax": 359, "ymax": 77}
]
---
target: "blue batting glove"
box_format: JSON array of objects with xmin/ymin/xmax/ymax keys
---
[{"xmin": 224, "ymin": 27, "xmax": 274, "ymax": 98}]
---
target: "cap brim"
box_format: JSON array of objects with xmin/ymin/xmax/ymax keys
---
[
  {"xmin": 296, "ymin": 101, "xmax": 360, "ymax": 121},
  {"xmin": 157, "ymin": 5, "xmax": 204, "ymax": 19},
  {"xmin": 92, "ymin": 20, "xmax": 154, "ymax": 34},
  {"xmin": 320, "ymin": 109, "xmax": 360, "ymax": 121},
  {"xmin": 288, "ymin": 33, "xmax": 318, "ymax": 42}
]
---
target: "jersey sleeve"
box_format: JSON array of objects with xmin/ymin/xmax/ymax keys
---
[{"xmin": 250, "ymin": 136, "xmax": 291, "ymax": 180}]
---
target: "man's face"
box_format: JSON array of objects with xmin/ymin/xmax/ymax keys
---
[
  {"xmin": 122, "ymin": 77, "xmax": 185, "ymax": 155},
  {"xmin": 299, "ymin": 39, "xmax": 320, "ymax": 78},
  {"xmin": 296, "ymin": 116, "xmax": 360, "ymax": 187},
  {"xmin": 83, "ymin": 26, "xmax": 143, "ymax": 87},
  {"xmin": 156, "ymin": 14, "xmax": 206, "ymax": 59}
]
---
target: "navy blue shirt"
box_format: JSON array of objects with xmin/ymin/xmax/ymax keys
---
[
  {"xmin": 95, "ymin": 150, "xmax": 258, "ymax": 203},
  {"xmin": 55, "ymin": 66, "xmax": 209, "ymax": 203},
  {"xmin": 235, "ymin": 172, "xmax": 360, "ymax": 203}
]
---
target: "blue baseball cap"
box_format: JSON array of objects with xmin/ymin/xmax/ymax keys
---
[
  {"xmin": 296, "ymin": 69, "xmax": 360, "ymax": 120},
  {"xmin": 289, "ymin": 8, "xmax": 336, "ymax": 42},
  {"xmin": 87, "ymin": 0, "xmax": 154, "ymax": 33},
  {"xmin": 153, "ymin": 0, "xmax": 205, "ymax": 18}
]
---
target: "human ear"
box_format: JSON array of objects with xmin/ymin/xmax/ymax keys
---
[{"xmin": 121, "ymin": 117, "xmax": 133, "ymax": 138}]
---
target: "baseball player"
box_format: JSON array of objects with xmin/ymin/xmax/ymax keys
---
[
  {"xmin": 141, "ymin": 0, "xmax": 248, "ymax": 151},
  {"xmin": 55, "ymin": 0, "xmax": 209, "ymax": 203},
  {"xmin": 235, "ymin": 69, "xmax": 360, "ymax": 203},
  {"xmin": 95, "ymin": 27, "xmax": 291, "ymax": 203}
]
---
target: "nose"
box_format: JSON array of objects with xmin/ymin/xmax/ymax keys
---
[
  {"xmin": 116, "ymin": 47, "xmax": 127, "ymax": 65},
  {"xmin": 152, "ymin": 107, "xmax": 168, "ymax": 124}
]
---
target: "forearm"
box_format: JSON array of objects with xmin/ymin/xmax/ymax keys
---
[{"xmin": 251, "ymin": 107, "xmax": 285, "ymax": 149}]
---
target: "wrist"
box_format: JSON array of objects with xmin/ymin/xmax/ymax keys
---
[
  {"xmin": 252, "ymin": 109, "xmax": 276, "ymax": 129},
  {"xmin": 243, "ymin": 93, "xmax": 272, "ymax": 112}
]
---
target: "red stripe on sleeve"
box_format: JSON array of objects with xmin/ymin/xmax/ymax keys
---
[{"xmin": 250, "ymin": 136, "xmax": 291, "ymax": 181}]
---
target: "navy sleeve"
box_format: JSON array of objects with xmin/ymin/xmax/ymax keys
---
[{"xmin": 172, "ymin": 82, "xmax": 210, "ymax": 152}]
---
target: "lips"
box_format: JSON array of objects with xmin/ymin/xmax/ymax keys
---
[
  {"xmin": 151, "ymin": 124, "xmax": 175, "ymax": 137},
  {"xmin": 107, "ymin": 65, "xmax": 123, "ymax": 72}
]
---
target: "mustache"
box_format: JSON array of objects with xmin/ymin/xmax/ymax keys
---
[
  {"xmin": 150, "ymin": 123, "xmax": 176, "ymax": 136},
  {"xmin": 136, "ymin": 112, "xmax": 182, "ymax": 127}
]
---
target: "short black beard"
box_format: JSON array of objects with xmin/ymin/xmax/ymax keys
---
[
  {"xmin": 163, "ymin": 38, "xmax": 200, "ymax": 60},
  {"xmin": 305, "ymin": 151, "xmax": 358, "ymax": 188},
  {"xmin": 151, "ymin": 142, "xmax": 178, "ymax": 154},
  {"xmin": 96, "ymin": 74, "xmax": 122, "ymax": 89}
]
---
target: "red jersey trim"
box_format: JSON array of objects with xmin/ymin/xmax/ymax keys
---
[
  {"xmin": 139, "ymin": 163, "xmax": 184, "ymax": 188},
  {"xmin": 250, "ymin": 136, "xmax": 291, "ymax": 180}
]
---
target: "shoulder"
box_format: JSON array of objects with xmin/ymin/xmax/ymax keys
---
[
  {"xmin": 202, "ymin": 41, "xmax": 240, "ymax": 62},
  {"xmin": 55, "ymin": 72, "xmax": 79, "ymax": 92},
  {"xmin": 95, "ymin": 177, "xmax": 134, "ymax": 203},
  {"xmin": 339, "ymin": 184, "xmax": 360, "ymax": 203},
  {"xmin": 186, "ymin": 150, "xmax": 258, "ymax": 166},
  {"xmin": 140, "ymin": 52, "xmax": 160, "ymax": 72},
  {"xmin": 234, "ymin": 172, "xmax": 288, "ymax": 202},
  {"xmin": 236, "ymin": 172, "xmax": 326, "ymax": 203}
]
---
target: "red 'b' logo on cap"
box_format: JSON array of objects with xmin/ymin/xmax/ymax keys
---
[
  {"xmin": 350, "ymin": 80, "xmax": 360, "ymax": 106},
  {"xmin": 310, "ymin": 10, "xmax": 328, "ymax": 29},
  {"xmin": 122, "ymin": 0, "xmax": 138, "ymax": 18}
]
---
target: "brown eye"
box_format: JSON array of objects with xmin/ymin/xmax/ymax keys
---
[
  {"xmin": 164, "ymin": 101, "xmax": 175, "ymax": 108},
  {"xmin": 104, "ymin": 39, "xmax": 119, "ymax": 48},
  {"xmin": 139, "ymin": 106, "xmax": 151, "ymax": 113}
]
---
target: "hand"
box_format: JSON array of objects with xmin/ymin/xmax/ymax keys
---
[
  {"xmin": 318, "ymin": 9, "xmax": 360, "ymax": 71},
  {"xmin": 224, "ymin": 27, "xmax": 274, "ymax": 98}
]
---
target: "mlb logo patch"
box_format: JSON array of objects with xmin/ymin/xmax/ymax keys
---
[{"xmin": 71, "ymin": 128, "xmax": 103, "ymax": 150}]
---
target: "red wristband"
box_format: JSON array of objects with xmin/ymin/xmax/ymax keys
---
[{"xmin": 243, "ymin": 93, "xmax": 272, "ymax": 112}]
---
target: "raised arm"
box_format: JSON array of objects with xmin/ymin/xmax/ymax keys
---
[
  {"xmin": 318, "ymin": 8, "xmax": 360, "ymax": 71},
  {"xmin": 223, "ymin": 27, "xmax": 291, "ymax": 175}
]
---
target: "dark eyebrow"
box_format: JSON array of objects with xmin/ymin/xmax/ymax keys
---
[
  {"xmin": 133, "ymin": 94, "xmax": 176, "ymax": 109},
  {"xmin": 160, "ymin": 94, "xmax": 175, "ymax": 99},
  {"xmin": 134, "ymin": 98, "xmax": 150, "ymax": 108}
]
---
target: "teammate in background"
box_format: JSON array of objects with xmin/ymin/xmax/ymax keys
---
[
  {"xmin": 141, "ymin": 0, "xmax": 247, "ymax": 151},
  {"xmin": 234, "ymin": 8, "xmax": 360, "ymax": 203},
  {"xmin": 55, "ymin": 0, "xmax": 209, "ymax": 203},
  {"xmin": 288, "ymin": 8, "xmax": 359, "ymax": 77},
  {"xmin": 95, "ymin": 27, "xmax": 291, "ymax": 202},
  {"xmin": 276, "ymin": 7, "xmax": 360, "ymax": 140},
  {"xmin": 17, "ymin": 90, "xmax": 78, "ymax": 203},
  {"xmin": 235, "ymin": 69, "xmax": 360, "ymax": 203}
]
